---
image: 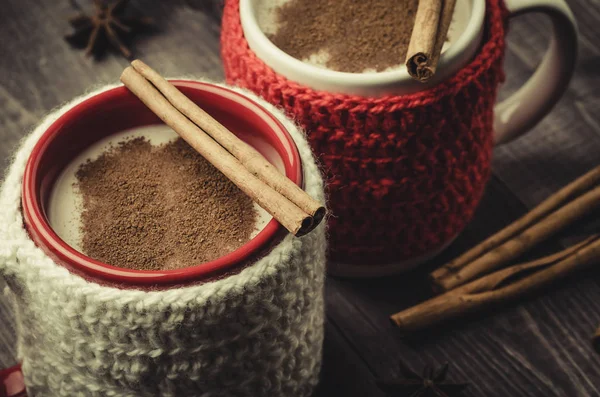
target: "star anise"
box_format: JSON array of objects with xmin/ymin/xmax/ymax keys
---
[
  {"xmin": 65, "ymin": 0, "xmax": 154, "ymax": 59},
  {"xmin": 377, "ymin": 362, "xmax": 469, "ymax": 397}
]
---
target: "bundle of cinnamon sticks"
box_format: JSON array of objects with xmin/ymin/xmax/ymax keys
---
[
  {"xmin": 391, "ymin": 166, "xmax": 600, "ymax": 336},
  {"xmin": 405, "ymin": 0, "xmax": 457, "ymax": 82},
  {"xmin": 120, "ymin": 61, "xmax": 325, "ymax": 237}
]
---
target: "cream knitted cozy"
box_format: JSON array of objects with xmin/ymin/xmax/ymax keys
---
[{"xmin": 0, "ymin": 82, "xmax": 326, "ymax": 397}]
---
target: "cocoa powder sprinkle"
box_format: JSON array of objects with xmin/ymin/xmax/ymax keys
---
[
  {"xmin": 75, "ymin": 137, "xmax": 257, "ymax": 271},
  {"xmin": 267, "ymin": 0, "xmax": 419, "ymax": 73}
]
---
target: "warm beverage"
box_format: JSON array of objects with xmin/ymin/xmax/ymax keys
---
[
  {"xmin": 48, "ymin": 125, "xmax": 271, "ymax": 271},
  {"xmin": 9, "ymin": 79, "xmax": 328, "ymax": 397},
  {"xmin": 259, "ymin": 0, "xmax": 462, "ymax": 73}
]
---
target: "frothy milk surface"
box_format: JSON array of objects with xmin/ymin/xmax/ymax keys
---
[
  {"xmin": 48, "ymin": 125, "xmax": 272, "ymax": 254},
  {"xmin": 256, "ymin": 0, "xmax": 469, "ymax": 73}
]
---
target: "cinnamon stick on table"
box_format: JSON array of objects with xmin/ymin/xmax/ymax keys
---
[
  {"xmin": 391, "ymin": 235, "xmax": 600, "ymax": 333},
  {"xmin": 391, "ymin": 166, "xmax": 600, "ymax": 334},
  {"xmin": 405, "ymin": 0, "xmax": 457, "ymax": 82},
  {"xmin": 430, "ymin": 165, "xmax": 600, "ymax": 292},
  {"xmin": 120, "ymin": 65, "xmax": 324, "ymax": 237}
]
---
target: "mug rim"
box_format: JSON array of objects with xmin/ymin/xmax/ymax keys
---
[
  {"xmin": 21, "ymin": 81, "xmax": 303, "ymax": 286},
  {"xmin": 240, "ymin": 0, "xmax": 486, "ymax": 96}
]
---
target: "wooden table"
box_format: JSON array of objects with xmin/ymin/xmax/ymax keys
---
[{"xmin": 1, "ymin": 1, "xmax": 599, "ymax": 395}]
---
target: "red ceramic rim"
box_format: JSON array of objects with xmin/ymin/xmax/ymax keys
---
[
  {"xmin": 0, "ymin": 364, "xmax": 26, "ymax": 397},
  {"xmin": 22, "ymin": 81, "xmax": 302, "ymax": 286}
]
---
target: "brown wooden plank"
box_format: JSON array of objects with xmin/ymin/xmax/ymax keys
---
[{"xmin": 313, "ymin": 320, "xmax": 385, "ymax": 397}]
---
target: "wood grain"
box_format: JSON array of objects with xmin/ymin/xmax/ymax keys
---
[{"xmin": 0, "ymin": 0, "xmax": 599, "ymax": 396}]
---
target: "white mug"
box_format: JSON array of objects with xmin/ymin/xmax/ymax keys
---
[{"xmin": 240, "ymin": 0, "xmax": 578, "ymax": 145}]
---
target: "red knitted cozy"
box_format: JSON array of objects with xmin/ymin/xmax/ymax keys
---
[{"xmin": 221, "ymin": 0, "xmax": 508, "ymax": 265}]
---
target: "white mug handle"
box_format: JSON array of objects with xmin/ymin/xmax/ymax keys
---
[{"xmin": 494, "ymin": 0, "xmax": 578, "ymax": 145}]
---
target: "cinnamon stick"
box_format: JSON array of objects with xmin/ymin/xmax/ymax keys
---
[
  {"xmin": 405, "ymin": 0, "xmax": 456, "ymax": 82},
  {"xmin": 120, "ymin": 67, "xmax": 314, "ymax": 236},
  {"xmin": 431, "ymin": 166, "xmax": 600, "ymax": 292},
  {"xmin": 130, "ymin": 60, "xmax": 326, "ymax": 226},
  {"xmin": 391, "ymin": 235, "xmax": 600, "ymax": 333}
]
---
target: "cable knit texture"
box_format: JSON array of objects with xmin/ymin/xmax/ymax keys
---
[
  {"xmin": 221, "ymin": 0, "xmax": 509, "ymax": 263},
  {"xmin": 0, "ymin": 82, "xmax": 326, "ymax": 397}
]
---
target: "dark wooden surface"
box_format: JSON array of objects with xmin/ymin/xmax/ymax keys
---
[{"xmin": 1, "ymin": 1, "xmax": 599, "ymax": 395}]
